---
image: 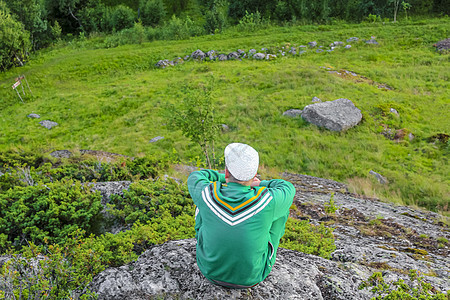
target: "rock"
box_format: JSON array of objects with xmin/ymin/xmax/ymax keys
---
[
  {"xmin": 39, "ymin": 120, "xmax": 58, "ymax": 129},
  {"xmin": 299, "ymin": 45, "xmax": 307, "ymax": 48},
  {"xmin": 50, "ymin": 150, "xmax": 72, "ymax": 158},
  {"xmin": 316, "ymin": 49, "xmax": 324, "ymax": 53},
  {"xmin": 369, "ymin": 170, "xmax": 388, "ymax": 184},
  {"xmin": 249, "ymin": 49, "xmax": 256, "ymax": 55},
  {"xmin": 90, "ymin": 181, "xmax": 132, "ymax": 208},
  {"xmin": 299, "ymin": 50, "xmax": 307, "ymax": 55},
  {"xmin": 90, "ymin": 239, "xmax": 373, "ymax": 300},
  {"xmin": 433, "ymin": 38, "xmax": 450, "ymax": 53},
  {"xmin": 308, "ymin": 41, "xmax": 317, "ymax": 47},
  {"xmin": 312, "ymin": 96, "xmax": 321, "ymax": 103},
  {"xmin": 237, "ymin": 49, "xmax": 246, "ymax": 57},
  {"xmin": 347, "ymin": 37, "xmax": 359, "ymax": 43},
  {"xmin": 283, "ymin": 109, "xmax": 303, "ymax": 118},
  {"xmin": 183, "ymin": 55, "xmax": 190, "ymax": 60},
  {"xmin": 301, "ymin": 98, "xmax": 362, "ymax": 132},
  {"xmin": 149, "ymin": 136, "xmax": 164, "ymax": 143},
  {"xmin": 265, "ymin": 54, "xmax": 277, "ymax": 60},
  {"xmin": 221, "ymin": 124, "xmax": 230, "ymax": 131},
  {"xmin": 408, "ymin": 132, "xmax": 415, "ymax": 141},
  {"xmin": 253, "ymin": 53, "xmax": 265, "ymax": 60},
  {"xmin": 155, "ymin": 60, "xmax": 173, "ymax": 68},
  {"xmin": 206, "ymin": 50, "xmax": 217, "ymax": 60},
  {"xmin": 345, "ymin": 45, "xmax": 352, "ymax": 49},
  {"xmin": 366, "ymin": 39, "xmax": 379, "ymax": 45},
  {"xmin": 217, "ymin": 54, "xmax": 228, "ymax": 61},
  {"xmin": 191, "ymin": 50, "xmax": 206, "ymax": 60},
  {"xmin": 27, "ymin": 113, "xmax": 40, "ymax": 118},
  {"xmin": 173, "ymin": 57, "xmax": 183, "ymax": 65},
  {"xmin": 331, "ymin": 41, "xmax": 344, "ymax": 47},
  {"xmin": 227, "ymin": 52, "xmax": 240, "ymax": 60},
  {"xmin": 390, "ymin": 108, "xmax": 399, "ymax": 116}
]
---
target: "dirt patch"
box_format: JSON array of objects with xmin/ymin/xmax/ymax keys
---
[{"xmin": 327, "ymin": 69, "xmax": 393, "ymax": 90}]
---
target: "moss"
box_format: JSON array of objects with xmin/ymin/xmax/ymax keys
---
[{"xmin": 403, "ymin": 248, "xmax": 429, "ymax": 256}]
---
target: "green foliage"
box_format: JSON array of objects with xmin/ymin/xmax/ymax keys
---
[
  {"xmin": 111, "ymin": 4, "xmax": 136, "ymax": 31},
  {"xmin": 359, "ymin": 270, "xmax": 448, "ymax": 299},
  {"xmin": 324, "ymin": 193, "xmax": 340, "ymax": 214},
  {"xmin": 237, "ymin": 10, "xmax": 264, "ymax": 32},
  {"xmin": 166, "ymin": 79, "xmax": 221, "ymax": 168},
  {"xmin": 0, "ymin": 180, "xmax": 102, "ymax": 250},
  {"xmin": 139, "ymin": 0, "xmax": 166, "ymax": 27},
  {"xmin": 107, "ymin": 179, "xmax": 193, "ymax": 225},
  {"xmin": 0, "ymin": 1, "xmax": 31, "ymax": 70},
  {"xmin": 160, "ymin": 15, "xmax": 203, "ymax": 40},
  {"xmin": 204, "ymin": 0, "xmax": 228, "ymax": 34},
  {"xmin": 281, "ymin": 218, "xmax": 336, "ymax": 259}
]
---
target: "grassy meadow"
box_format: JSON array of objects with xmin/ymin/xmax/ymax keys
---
[{"xmin": 0, "ymin": 18, "xmax": 449, "ymax": 214}]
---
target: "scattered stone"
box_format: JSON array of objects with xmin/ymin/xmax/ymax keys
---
[
  {"xmin": 283, "ymin": 109, "xmax": 303, "ymax": 118},
  {"xmin": 308, "ymin": 41, "xmax": 317, "ymax": 47},
  {"xmin": 149, "ymin": 136, "xmax": 164, "ymax": 143},
  {"xmin": 301, "ymin": 98, "xmax": 362, "ymax": 132},
  {"xmin": 253, "ymin": 53, "xmax": 265, "ymax": 60},
  {"xmin": 217, "ymin": 54, "xmax": 228, "ymax": 61},
  {"xmin": 237, "ymin": 49, "xmax": 246, "ymax": 57},
  {"xmin": 265, "ymin": 54, "xmax": 277, "ymax": 60},
  {"xmin": 299, "ymin": 50, "xmax": 306, "ymax": 55},
  {"xmin": 221, "ymin": 124, "xmax": 230, "ymax": 131},
  {"xmin": 345, "ymin": 45, "xmax": 352, "ymax": 49},
  {"xmin": 312, "ymin": 96, "xmax": 321, "ymax": 103},
  {"xmin": 408, "ymin": 133, "xmax": 415, "ymax": 141},
  {"xmin": 155, "ymin": 60, "xmax": 173, "ymax": 68},
  {"xmin": 331, "ymin": 41, "xmax": 344, "ymax": 47},
  {"xmin": 206, "ymin": 50, "xmax": 217, "ymax": 60},
  {"xmin": 173, "ymin": 57, "xmax": 183, "ymax": 65},
  {"xmin": 316, "ymin": 49, "xmax": 324, "ymax": 53},
  {"xmin": 39, "ymin": 120, "xmax": 58, "ymax": 129},
  {"xmin": 433, "ymin": 38, "xmax": 450, "ymax": 53},
  {"xmin": 366, "ymin": 39, "xmax": 379, "ymax": 45},
  {"xmin": 347, "ymin": 37, "xmax": 359, "ymax": 43},
  {"xmin": 390, "ymin": 108, "xmax": 399, "ymax": 116},
  {"xmin": 261, "ymin": 47, "xmax": 268, "ymax": 51},
  {"xmin": 191, "ymin": 49, "xmax": 206, "ymax": 60},
  {"xmin": 27, "ymin": 113, "xmax": 40, "ymax": 119},
  {"xmin": 227, "ymin": 52, "xmax": 240, "ymax": 60},
  {"xmin": 50, "ymin": 150, "xmax": 72, "ymax": 159},
  {"xmin": 90, "ymin": 239, "xmax": 373, "ymax": 300},
  {"xmin": 299, "ymin": 45, "xmax": 307, "ymax": 48},
  {"xmin": 183, "ymin": 55, "xmax": 190, "ymax": 60},
  {"xmin": 369, "ymin": 170, "xmax": 388, "ymax": 184},
  {"xmin": 249, "ymin": 49, "xmax": 256, "ymax": 55}
]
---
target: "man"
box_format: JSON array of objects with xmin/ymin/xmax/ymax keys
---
[{"xmin": 187, "ymin": 143, "xmax": 295, "ymax": 288}]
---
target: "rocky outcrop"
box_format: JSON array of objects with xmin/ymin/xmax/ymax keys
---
[
  {"xmin": 282, "ymin": 109, "xmax": 302, "ymax": 117},
  {"xmin": 90, "ymin": 239, "xmax": 373, "ymax": 300},
  {"xmin": 433, "ymin": 38, "xmax": 450, "ymax": 52},
  {"xmin": 27, "ymin": 113, "xmax": 40, "ymax": 118},
  {"xmin": 301, "ymin": 98, "xmax": 362, "ymax": 131}
]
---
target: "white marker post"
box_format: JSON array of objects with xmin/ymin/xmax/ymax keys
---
[{"xmin": 12, "ymin": 80, "xmax": 23, "ymax": 103}]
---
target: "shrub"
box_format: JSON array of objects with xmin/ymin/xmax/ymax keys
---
[
  {"xmin": 0, "ymin": 1, "xmax": 31, "ymax": 70},
  {"xmin": 359, "ymin": 270, "xmax": 448, "ymax": 299},
  {"xmin": 280, "ymin": 218, "xmax": 336, "ymax": 259},
  {"xmin": 111, "ymin": 4, "xmax": 135, "ymax": 31},
  {"xmin": 160, "ymin": 15, "xmax": 203, "ymax": 40},
  {"xmin": 237, "ymin": 10, "xmax": 263, "ymax": 32},
  {"xmin": 204, "ymin": 0, "xmax": 227, "ymax": 33},
  {"xmin": 0, "ymin": 180, "xmax": 102, "ymax": 250},
  {"xmin": 139, "ymin": 0, "xmax": 166, "ymax": 26}
]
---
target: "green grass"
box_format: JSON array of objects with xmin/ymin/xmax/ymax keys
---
[{"xmin": 0, "ymin": 19, "xmax": 449, "ymax": 214}]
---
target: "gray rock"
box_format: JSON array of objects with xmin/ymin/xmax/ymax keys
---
[
  {"xmin": 27, "ymin": 113, "xmax": 40, "ymax": 118},
  {"xmin": 90, "ymin": 181, "xmax": 132, "ymax": 208},
  {"xmin": 50, "ymin": 150, "xmax": 72, "ymax": 158},
  {"xmin": 408, "ymin": 133, "xmax": 415, "ymax": 141},
  {"xmin": 316, "ymin": 49, "xmax": 324, "ymax": 53},
  {"xmin": 390, "ymin": 108, "xmax": 399, "ymax": 116},
  {"xmin": 345, "ymin": 45, "xmax": 352, "ymax": 49},
  {"xmin": 312, "ymin": 96, "xmax": 321, "ymax": 103},
  {"xmin": 253, "ymin": 53, "xmax": 265, "ymax": 60},
  {"xmin": 183, "ymin": 55, "xmax": 190, "ymax": 60},
  {"xmin": 249, "ymin": 49, "xmax": 256, "ymax": 55},
  {"xmin": 366, "ymin": 39, "xmax": 379, "ymax": 45},
  {"xmin": 90, "ymin": 239, "xmax": 373, "ymax": 300},
  {"xmin": 149, "ymin": 136, "xmax": 164, "ymax": 143},
  {"xmin": 217, "ymin": 54, "xmax": 228, "ymax": 61},
  {"xmin": 308, "ymin": 41, "xmax": 317, "ymax": 47},
  {"xmin": 221, "ymin": 124, "xmax": 230, "ymax": 131},
  {"xmin": 237, "ymin": 49, "xmax": 246, "ymax": 57},
  {"xmin": 301, "ymin": 98, "xmax": 362, "ymax": 131},
  {"xmin": 347, "ymin": 37, "xmax": 359, "ymax": 43},
  {"xmin": 434, "ymin": 38, "xmax": 450, "ymax": 52},
  {"xmin": 173, "ymin": 57, "xmax": 183, "ymax": 65},
  {"xmin": 332, "ymin": 41, "xmax": 344, "ymax": 46},
  {"xmin": 369, "ymin": 170, "xmax": 388, "ymax": 184},
  {"xmin": 299, "ymin": 45, "xmax": 307, "ymax": 48},
  {"xmin": 299, "ymin": 50, "xmax": 307, "ymax": 55},
  {"xmin": 206, "ymin": 50, "xmax": 217, "ymax": 60},
  {"xmin": 283, "ymin": 109, "xmax": 303, "ymax": 118},
  {"xmin": 265, "ymin": 54, "xmax": 277, "ymax": 60},
  {"xmin": 191, "ymin": 50, "xmax": 206, "ymax": 60},
  {"xmin": 155, "ymin": 60, "xmax": 173, "ymax": 68},
  {"xmin": 39, "ymin": 120, "xmax": 58, "ymax": 129},
  {"xmin": 227, "ymin": 52, "xmax": 240, "ymax": 60}
]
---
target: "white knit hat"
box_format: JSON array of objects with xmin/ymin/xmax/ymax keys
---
[{"xmin": 224, "ymin": 143, "xmax": 259, "ymax": 181}]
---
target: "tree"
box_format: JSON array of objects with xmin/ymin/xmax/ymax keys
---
[
  {"xmin": 0, "ymin": 1, "xmax": 30, "ymax": 70},
  {"xmin": 390, "ymin": 0, "xmax": 401, "ymax": 22},
  {"xmin": 139, "ymin": 0, "xmax": 166, "ymax": 27},
  {"xmin": 401, "ymin": 1, "xmax": 411, "ymax": 20},
  {"xmin": 166, "ymin": 79, "xmax": 221, "ymax": 169}
]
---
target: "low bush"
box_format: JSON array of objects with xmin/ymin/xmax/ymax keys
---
[{"xmin": 139, "ymin": 0, "xmax": 166, "ymax": 27}]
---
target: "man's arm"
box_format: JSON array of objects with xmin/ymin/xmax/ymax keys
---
[
  {"xmin": 187, "ymin": 170, "xmax": 226, "ymax": 204},
  {"xmin": 259, "ymin": 179, "xmax": 295, "ymax": 220}
]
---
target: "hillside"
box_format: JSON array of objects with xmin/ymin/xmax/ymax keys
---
[{"xmin": 1, "ymin": 19, "xmax": 449, "ymax": 214}]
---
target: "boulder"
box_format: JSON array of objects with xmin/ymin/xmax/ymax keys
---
[
  {"xmin": 369, "ymin": 170, "xmax": 388, "ymax": 184},
  {"xmin": 90, "ymin": 239, "xmax": 372, "ymax": 300},
  {"xmin": 155, "ymin": 60, "xmax": 173, "ymax": 68},
  {"xmin": 283, "ymin": 109, "xmax": 303, "ymax": 118},
  {"xmin": 253, "ymin": 53, "xmax": 265, "ymax": 60},
  {"xmin": 301, "ymin": 98, "xmax": 362, "ymax": 131},
  {"xmin": 365, "ymin": 39, "xmax": 379, "ymax": 45},
  {"xmin": 308, "ymin": 41, "xmax": 317, "ymax": 47},
  {"xmin": 39, "ymin": 120, "xmax": 58, "ymax": 129},
  {"xmin": 221, "ymin": 124, "xmax": 230, "ymax": 131},
  {"xmin": 227, "ymin": 52, "xmax": 240, "ymax": 60},
  {"xmin": 27, "ymin": 113, "xmax": 40, "ymax": 118},
  {"xmin": 433, "ymin": 38, "xmax": 450, "ymax": 52},
  {"xmin": 191, "ymin": 50, "xmax": 206, "ymax": 60},
  {"xmin": 237, "ymin": 49, "xmax": 246, "ymax": 57},
  {"xmin": 217, "ymin": 54, "xmax": 228, "ymax": 61},
  {"xmin": 345, "ymin": 45, "xmax": 352, "ymax": 49},
  {"xmin": 206, "ymin": 50, "xmax": 217, "ymax": 60},
  {"xmin": 249, "ymin": 49, "xmax": 256, "ymax": 55},
  {"xmin": 346, "ymin": 37, "xmax": 359, "ymax": 43}
]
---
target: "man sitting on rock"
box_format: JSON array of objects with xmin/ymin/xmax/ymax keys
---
[{"xmin": 187, "ymin": 143, "xmax": 295, "ymax": 288}]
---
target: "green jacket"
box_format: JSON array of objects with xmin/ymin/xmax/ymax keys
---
[{"xmin": 187, "ymin": 169, "xmax": 295, "ymax": 288}]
